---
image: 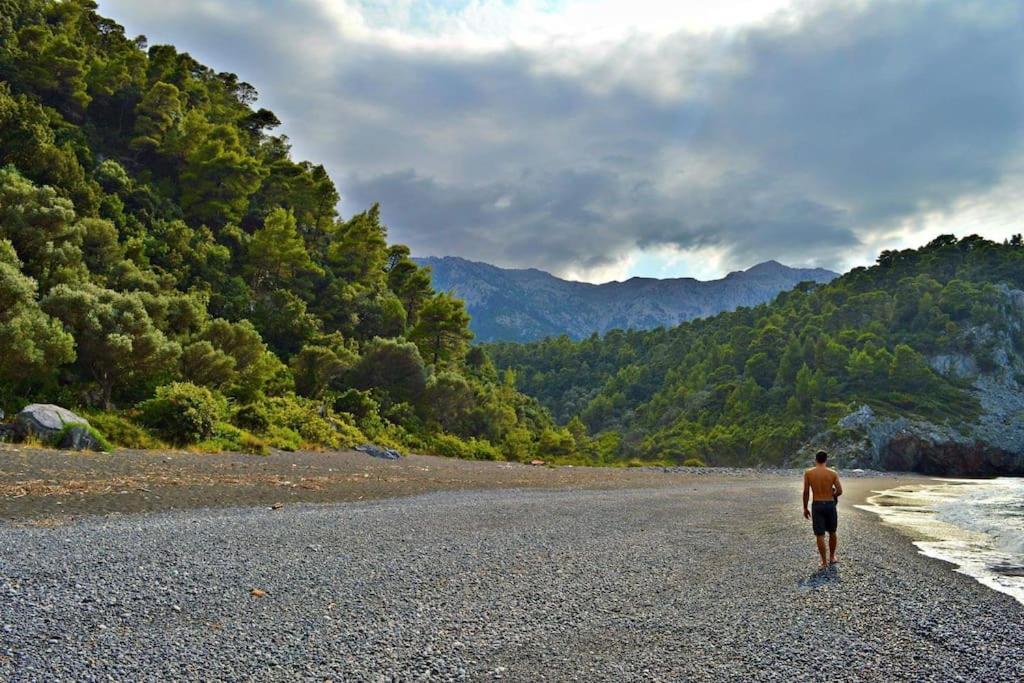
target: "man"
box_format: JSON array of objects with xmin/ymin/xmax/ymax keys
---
[{"xmin": 802, "ymin": 450, "xmax": 843, "ymax": 570}]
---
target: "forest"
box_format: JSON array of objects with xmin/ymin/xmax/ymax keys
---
[
  {"xmin": 490, "ymin": 235, "xmax": 1024, "ymax": 465},
  {"xmin": 2, "ymin": 1, "xmax": 1022, "ymax": 467},
  {"xmin": 0, "ymin": 0, "xmax": 555, "ymax": 459}
]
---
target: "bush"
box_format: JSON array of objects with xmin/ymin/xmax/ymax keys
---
[
  {"xmin": 264, "ymin": 395, "xmax": 365, "ymax": 449},
  {"xmin": 427, "ymin": 433, "xmax": 501, "ymax": 460},
  {"xmin": 468, "ymin": 438, "xmax": 502, "ymax": 461},
  {"xmin": 195, "ymin": 422, "xmax": 268, "ymax": 455},
  {"xmin": 331, "ymin": 388, "xmax": 379, "ymax": 421},
  {"xmin": 427, "ymin": 432, "xmax": 473, "ymax": 459},
  {"xmin": 265, "ymin": 425, "xmax": 302, "ymax": 451},
  {"xmin": 501, "ymin": 427, "xmax": 535, "ymax": 462},
  {"xmin": 233, "ymin": 403, "xmax": 270, "ymax": 432},
  {"xmin": 83, "ymin": 412, "xmax": 162, "ymax": 449},
  {"xmin": 682, "ymin": 457, "xmax": 706, "ymax": 467},
  {"xmin": 137, "ymin": 383, "xmax": 228, "ymax": 444}
]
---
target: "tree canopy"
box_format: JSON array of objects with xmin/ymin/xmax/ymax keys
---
[
  {"xmin": 0, "ymin": 0, "xmax": 551, "ymax": 460},
  {"xmin": 489, "ymin": 235, "xmax": 1024, "ymax": 465}
]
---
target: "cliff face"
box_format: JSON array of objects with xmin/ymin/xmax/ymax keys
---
[
  {"xmin": 417, "ymin": 257, "xmax": 837, "ymax": 342},
  {"xmin": 829, "ymin": 286, "xmax": 1024, "ymax": 475}
]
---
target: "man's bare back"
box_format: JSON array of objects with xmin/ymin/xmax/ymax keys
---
[{"xmin": 804, "ymin": 466, "xmax": 841, "ymax": 501}]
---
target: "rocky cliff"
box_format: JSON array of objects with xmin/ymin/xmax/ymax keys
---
[
  {"xmin": 417, "ymin": 256, "xmax": 837, "ymax": 342},
  {"xmin": 817, "ymin": 285, "xmax": 1024, "ymax": 475}
]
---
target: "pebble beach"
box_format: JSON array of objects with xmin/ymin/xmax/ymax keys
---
[{"xmin": 1, "ymin": 448, "xmax": 1021, "ymax": 681}]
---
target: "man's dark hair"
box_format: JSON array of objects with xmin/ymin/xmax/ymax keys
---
[{"xmin": 815, "ymin": 450, "xmax": 829, "ymax": 464}]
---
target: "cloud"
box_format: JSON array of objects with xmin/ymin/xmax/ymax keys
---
[{"xmin": 98, "ymin": 0, "xmax": 1024, "ymax": 280}]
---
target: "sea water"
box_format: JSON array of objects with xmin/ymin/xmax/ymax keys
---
[{"xmin": 858, "ymin": 478, "xmax": 1024, "ymax": 605}]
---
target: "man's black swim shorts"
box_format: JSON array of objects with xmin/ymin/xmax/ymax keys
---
[{"xmin": 811, "ymin": 500, "xmax": 838, "ymax": 536}]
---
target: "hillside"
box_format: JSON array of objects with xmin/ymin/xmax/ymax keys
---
[
  {"xmin": 0, "ymin": 0, "xmax": 552, "ymax": 460},
  {"xmin": 419, "ymin": 256, "xmax": 837, "ymax": 342},
  {"xmin": 488, "ymin": 236, "xmax": 1024, "ymax": 474}
]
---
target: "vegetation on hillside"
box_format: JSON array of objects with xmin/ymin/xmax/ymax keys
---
[
  {"xmin": 489, "ymin": 235, "xmax": 1024, "ymax": 465},
  {"xmin": 0, "ymin": 0, "xmax": 554, "ymax": 457}
]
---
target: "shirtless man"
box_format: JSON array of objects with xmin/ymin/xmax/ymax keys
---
[{"xmin": 802, "ymin": 450, "xmax": 843, "ymax": 570}]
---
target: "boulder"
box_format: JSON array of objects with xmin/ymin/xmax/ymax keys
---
[
  {"xmin": 355, "ymin": 443, "xmax": 403, "ymax": 460},
  {"xmin": 56, "ymin": 424, "xmax": 102, "ymax": 451},
  {"xmin": 14, "ymin": 404, "xmax": 90, "ymax": 441}
]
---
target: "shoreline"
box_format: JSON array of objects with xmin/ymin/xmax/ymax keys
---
[{"xmin": 857, "ymin": 477, "xmax": 1024, "ymax": 606}]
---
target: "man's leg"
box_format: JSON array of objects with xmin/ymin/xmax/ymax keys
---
[
  {"xmin": 828, "ymin": 532, "xmax": 838, "ymax": 564},
  {"xmin": 815, "ymin": 534, "xmax": 827, "ymax": 569}
]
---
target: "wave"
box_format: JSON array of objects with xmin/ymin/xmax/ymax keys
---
[{"xmin": 857, "ymin": 478, "xmax": 1024, "ymax": 605}]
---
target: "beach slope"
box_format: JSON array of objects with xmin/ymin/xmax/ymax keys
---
[{"xmin": 1, "ymin": 458, "xmax": 1020, "ymax": 681}]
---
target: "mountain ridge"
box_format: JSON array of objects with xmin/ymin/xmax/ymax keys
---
[{"xmin": 415, "ymin": 255, "xmax": 837, "ymax": 342}]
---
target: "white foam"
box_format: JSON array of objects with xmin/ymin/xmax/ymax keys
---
[{"xmin": 857, "ymin": 478, "xmax": 1024, "ymax": 606}]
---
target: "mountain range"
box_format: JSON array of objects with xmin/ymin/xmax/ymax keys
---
[{"xmin": 416, "ymin": 256, "xmax": 838, "ymax": 342}]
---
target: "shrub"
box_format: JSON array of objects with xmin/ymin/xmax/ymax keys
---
[
  {"xmin": 468, "ymin": 438, "xmax": 502, "ymax": 461},
  {"xmin": 426, "ymin": 433, "xmax": 501, "ymax": 460},
  {"xmin": 501, "ymin": 427, "xmax": 535, "ymax": 462},
  {"xmin": 331, "ymin": 416, "xmax": 366, "ymax": 449},
  {"xmin": 137, "ymin": 382, "xmax": 228, "ymax": 444},
  {"xmin": 264, "ymin": 395, "xmax": 366, "ymax": 449},
  {"xmin": 265, "ymin": 425, "xmax": 302, "ymax": 451},
  {"xmin": 233, "ymin": 402, "xmax": 270, "ymax": 432},
  {"xmin": 83, "ymin": 412, "xmax": 162, "ymax": 449},
  {"xmin": 195, "ymin": 422, "xmax": 268, "ymax": 455},
  {"xmin": 427, "ymin": 432, "xmax": 473, "ymax": 459},
  {"xmin": 331, "ymin": 388, "xmax": 379, "ymax": 421},
  {"xmin": 682, "ymin": 457, "xmax": 706, "ymax": 467}
]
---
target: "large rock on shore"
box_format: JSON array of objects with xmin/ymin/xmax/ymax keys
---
[
  {"xmin": 355, "ymin": 443, "xmax": 403, "ymax": 460},
  {"xmin": 14, "ymin": 404, "xmax": 90, "ymax": 441},
  {"xmin": 56, "ymin": 424, "xmax": 103, "ymax": 451}
]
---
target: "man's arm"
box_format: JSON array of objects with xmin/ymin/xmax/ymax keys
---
[
  {"xmin": 802, "ymin": 471, "xmax": 811, "ymax": 519},
  {"xmin": 832, "ymin": 472, "xmax": 843, "ymax": 501}
]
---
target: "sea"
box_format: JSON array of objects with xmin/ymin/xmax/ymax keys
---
[{"xmin": 857, "ymin": 477, "xmax": 1024, "ymax": 605}]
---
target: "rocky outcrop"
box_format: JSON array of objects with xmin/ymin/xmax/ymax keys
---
[
  {"xmin": 835, "ymin": 405, "xmax": 1022, "ymax": 475},
  {"xmin": 13, "ymin": 404, "xmax": 90, "ymax": 441},
  {"xmin": 825, "ymin": 286, "xmax": 1024, "ymax": 475}
]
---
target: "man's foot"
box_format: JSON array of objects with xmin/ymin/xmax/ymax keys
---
[
  {"xmin": 829, "ymin": 557, "xmax": 840, "ymax": 565},
  {"xmin": 818, "ymin": 562, "xmax": 828, "ymax": 571}
]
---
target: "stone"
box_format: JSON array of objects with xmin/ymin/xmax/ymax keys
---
[
  {"xmin": 355, "ymin": 444, "xmax": 402, "ymax": 460},
  {"xmin": 56, "ymin": 424, "xmax": 102, "ymax": 451},
  {"xmin": 14, "ymin": 404, "xmax": 90, "ymax": 441}
]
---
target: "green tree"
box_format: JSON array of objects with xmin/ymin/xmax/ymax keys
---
[
  {"xmin": 246, "ymin": 207, "xmax": 320, "ymax": 290},
  {"xmin": 410, "ymin": 292, "xmax": 473, "ymax": 366},
  {"xmin": 0, "ymin": 239, "xmax": 75, "ymax": 390},
  {"xmin": 180, "ymin": 124, "xmax": 266, "ymax": 226},
  {"xmin": 291, "ymin": 342, "xmax": 357, "ymax": 399},
  {"xmin": 0, "ymin": 168, "xmax": 84, "ymax": 290},
  {"xmin": 889, "ymin": 344, "xmax": 934, "ymax": 393},
  {"xmin": 350, "ymin": 338, "xmax": 428, "ymax": 407},
  {"xmin": 744, "ymin": 351, "xmax": 776, "ymax": 389},
  {"xmin": 43, "ymin": 283, "xmax": 180, "ymax": 407},
  {"xmin": 131, "ymin": 82, "xmax": 182, "ymax": 151}
]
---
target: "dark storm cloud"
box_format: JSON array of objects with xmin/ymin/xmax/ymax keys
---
[
  {"xmin": 701, "ymin": 1, "xmax": 1024, "ymax": 224},
  {"xmin": 99, "ymin": 0, "xmax": 1024, "ymax": 276}
]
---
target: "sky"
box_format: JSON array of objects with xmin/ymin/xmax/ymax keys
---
[{"xmin": 98, "ymin": 0, "xmax": 1024, "ymax": 283}]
